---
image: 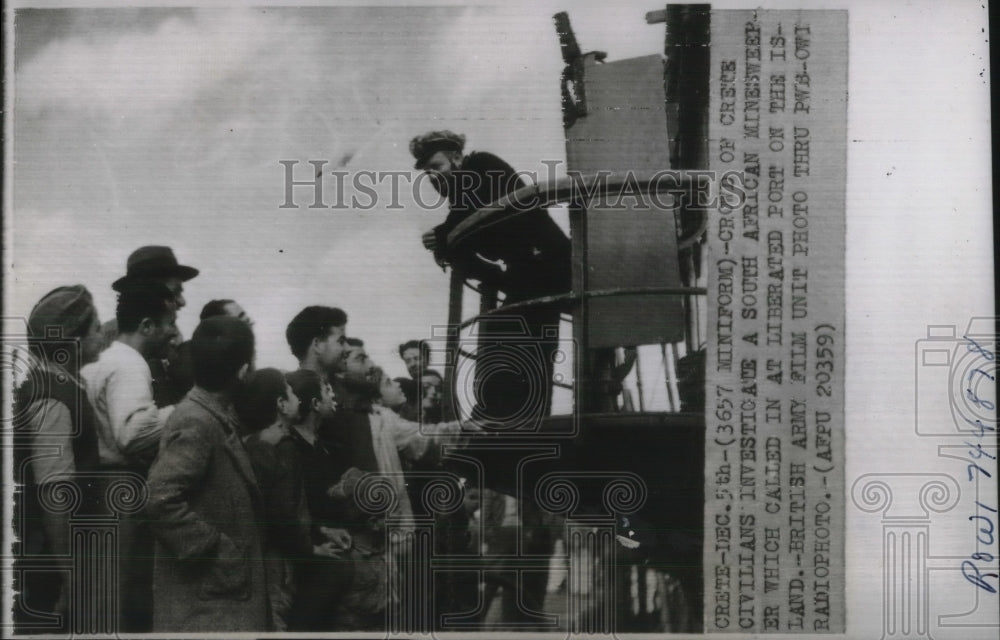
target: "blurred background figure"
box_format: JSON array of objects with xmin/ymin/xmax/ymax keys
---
[
  {"xmin": 166, "ymin": 298, "xmax": 255, "ymax": 405},
  {"xmin": 398, "ymin": 339, "xmax": 430, "ymax": 381},
  {"xmin": 419, "ymin": 368, "xmax": 444, "ymax": 424},
  {"xmin": 393, "ymin": 376, "xmax": 419, "ymax": 421}
]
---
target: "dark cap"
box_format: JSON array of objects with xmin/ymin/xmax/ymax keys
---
[
  {"xmin": 410, "ymin": 130, "xmax": 466, "ymax": 169},
  {"xmin": 112, "ymin": 246, "xmax": 199, "ymax": 292},
  {"xmin": 28, "ymin": 285, "xmax": 97, "ymax": 339}
]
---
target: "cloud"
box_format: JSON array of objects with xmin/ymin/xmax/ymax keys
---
[
  {"xmin": 10, "ymin": 5, "xmax": 580, "ymax": 372},
  {"xmin": 18, "ymin": 10, "xmax": 276, "ymax": 115}
]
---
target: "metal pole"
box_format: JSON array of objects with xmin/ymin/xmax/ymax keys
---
[
  {"xmin": 444, "ymin": 268, "xmax": 465, "ymax": 422},
  {"xmin": 633, "ymin": 348, "xmax": 645, "ymax": 413}
]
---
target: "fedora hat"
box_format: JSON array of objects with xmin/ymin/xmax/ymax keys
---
[{"xmin": 112, "ymin": 246, "xmax": 199, "ymax": 292}]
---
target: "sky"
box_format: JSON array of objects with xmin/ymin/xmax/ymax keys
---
[
  {"xmin": 9, "ymin": 2, "xmax": 666, "ymax": 375},
  {"xmin": 7, "ymin": 0, "xmax": 993, "ymax": 399}
]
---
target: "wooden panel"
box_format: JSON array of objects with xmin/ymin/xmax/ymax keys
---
[
  {"xmin": 566, "ymin": 54, "xmax": 671, "ymax": 174},
  {"xmin": 586, "ymin": 202, "xmax": 685, "ymax": 348},
  {"xmin": 565, "ymin": 54, "xmax": 685, "ymax": 348}
]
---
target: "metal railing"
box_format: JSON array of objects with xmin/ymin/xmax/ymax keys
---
[{"xmin": 443, "ymin": 173, "xmax": 708, "ymax": 418}]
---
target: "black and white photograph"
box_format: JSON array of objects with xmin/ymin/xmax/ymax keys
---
[{"xmin": 1, "ymin": 1, "xmax": 995, "ymax": 638}]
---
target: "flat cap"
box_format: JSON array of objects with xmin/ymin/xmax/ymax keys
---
[
  {"xmin": 28, "ymin": 285, "xmax": 96, "ymax": 339},
  {"xmin": 410, "ymin": 130, "xmax": 466, "ymax": 169}
]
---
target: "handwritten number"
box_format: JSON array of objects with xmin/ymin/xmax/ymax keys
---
[
  {"xmin": 964, "ymin": 336, "xmax": 995, "ymax": 361},
  {"xmin": 968, "ymin": 368, "xmax": 996, "ymax": 384},
  {"xmin": 967, "ymin": 464, "xmax": 993, "ymax": 481},
  {"xmin": 961, "ymin": 416, "xmax": 996, "ymax": 438},
  {"xmin": 965, "ymin": 442, "xmax": 997, "ymax": 460},
  {"xmin": 966, "ymin": 387, "xmax": 996, "ymax": 412}
]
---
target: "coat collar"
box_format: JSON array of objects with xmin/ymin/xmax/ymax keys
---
[
  {"xmin": 187, "ymin": 386, "xmax": 239, "ymax": 431},
  {"xmin": 187, "ymin": 386, "xmax": 261, "ymax": 498}
]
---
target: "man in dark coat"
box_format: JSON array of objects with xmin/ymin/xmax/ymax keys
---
[
  {"xmin": 146, "ymin": 317, "xmax": 269, "ymax": 632},
  {"xmin": 412, "ymin": 130, "xmax": 571, "ymax": 428}
]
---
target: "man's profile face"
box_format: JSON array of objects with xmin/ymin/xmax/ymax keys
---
[
  {"xmin": 151, "ymin": 308, "xmax": 180, "ymax": 358},
  {"xmin": 223, "ymin": 301, "xmax": 253, "ymax": 327},
  {"xmin": 425, "ymin": 150, "xmax": 460, "ymax": 192},
  {"xmin": 163, "ymin": 331, "xmax": 183, "ymax": 362},
  {"xmin": 402, "ymin": 347, "xmax": 423, "ymax": 379},
  {"xmin": 342, "ymin": 345, "xmax": 374, "ymax": 382},
  {"xmin": 316, "ymin": 325, "xmax": 347, "ymax": 373},
  {"xmin": 158, "ymin": 277, "xmax": 186, "ymax": 309}
]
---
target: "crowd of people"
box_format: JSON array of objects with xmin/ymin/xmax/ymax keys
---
[
  {"xmin": 12, "ymin": 244, "xmax": 516, "ymax": 633},
  {"xmin": 14, "ymin": 131, "xmax": 585, "ymax": 634}
]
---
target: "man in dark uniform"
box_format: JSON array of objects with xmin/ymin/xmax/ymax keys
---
[
  {"xmin": 412, "ymin": 131, "xmax": 571, "ymax": 428},
  {"xmin": 412, "ymin": 131, "xmax": 566, "ymax": 629}
]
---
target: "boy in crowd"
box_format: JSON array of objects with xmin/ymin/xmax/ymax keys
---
[
  {"xmin": 283, "ymin": 369, "xmax": 361, "ymax": 630},
  {"xmin": 238, "ymin": 368, "xmax": 305, "ymax": 630},
  {"xmin": 239, "ymin": 368, "xmax": 349, "ymax": 630},
  {"xmin": 375, "ymin": 367, "xmax": 409, "ymax": 414}
]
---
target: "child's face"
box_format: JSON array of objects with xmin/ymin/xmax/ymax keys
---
[
  {"xmin": 278, "ymin": 384, "xmax": 301, "ymax": 423},
  {"xmin": 421, "ymin": 374, "xmax": 442, "ymax": 408},
  {"xmin": 317, "ymin": 380, "xmax": 337, "ymax": 417},
  {"xmin": 380, "ymin": 377, "xmax": 407, "ymax": 409}
]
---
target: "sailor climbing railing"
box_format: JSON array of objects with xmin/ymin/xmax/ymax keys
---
[{"xmin": 442, "ymin": 173, "xmax": 709, "ymax": 416}]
